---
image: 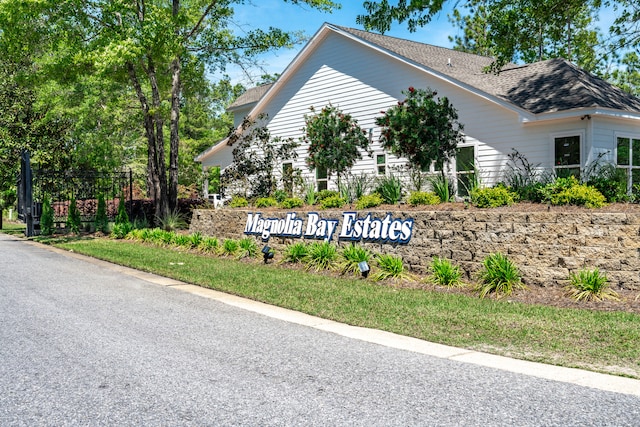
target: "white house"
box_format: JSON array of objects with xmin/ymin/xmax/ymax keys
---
[{"xmin": 196, "ymin": 23, "xmax": 640, "ymax": 198}]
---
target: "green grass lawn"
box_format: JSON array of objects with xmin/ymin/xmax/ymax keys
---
[{"xmin": 44, "ymin": 236, "xmax": 640, "ymax": 379}]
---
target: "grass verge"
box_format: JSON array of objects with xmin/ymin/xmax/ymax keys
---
[{"xmin": 47, "ymin": 237, "xmax": 640, "ymax": 379}]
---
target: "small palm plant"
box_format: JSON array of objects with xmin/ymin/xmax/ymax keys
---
[
  {"xmin": 198, "ymin": 237, "xmax": 220, "ymax": 254},
  {"xmin": 283, "ymin": 242, "xmax": 309, "ymax": 264},
  {"xmin": 565, "ymin": 268, "xmax": 619, "ymax": 302},
  {"xmin": 238, "ymin": 237, "xmax": 258, "ymax": 258},
  {"xmin": 171, "ymin": 233, "xmax": 191, "ymax": 248},
  {"xmin": 189, "ymin": 232, "xmax": 204, "ymax": 248},
  {"xmin": 428, "ymin": 257, "xmax": 464, "ymax": 287},
  {"xmin": 339, "ymin": 243, "xmax": 372, "ymax": 276},
  {"xmin": 220, "ymin": 238, "xmax": 240, "ymax": 257},
  {"xmin": 306, "ymin": 241, "xmax": 338, "ymax": 271},
  {"xmin": 373, "ymin": 254, "xmax": 412, "ymax": 281},
  {"xmin": 476, "ymin": 252, "xmax": 525, "ymax": 298}
]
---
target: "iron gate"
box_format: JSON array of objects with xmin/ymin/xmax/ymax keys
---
[{"xmin": 17, "ymin": 150, "xmax": 132, "ymax": 236}]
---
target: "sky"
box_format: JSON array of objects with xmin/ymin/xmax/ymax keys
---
[
  {"xmin": 222, "ymin": 1, "xmax": 619, "ymax": 85},
  {"xmin": 223, "ymin": 1, "xmax": 458, "ymax": 84}
]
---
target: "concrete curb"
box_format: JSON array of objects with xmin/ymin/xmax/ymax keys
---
[{"xmin": 21, "ymin": 236, "xmax": 640, "ymax": 397}]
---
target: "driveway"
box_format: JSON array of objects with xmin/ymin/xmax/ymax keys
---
[{"xmin": 1, "ymin": 233, "xmax": 638, "ymax": 426}]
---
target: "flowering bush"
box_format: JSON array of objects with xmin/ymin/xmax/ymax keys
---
[
  {"xmin": 376, "ymin": 87, "xmax": 464, "ymax": 173},
  {"xmin": 303, "ymin": 105, "xmax": 371, "ymax": 184}
]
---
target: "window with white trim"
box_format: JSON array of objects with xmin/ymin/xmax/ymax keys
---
[
  {"xmin": 616, "ymin": 135, "xmax": 640, "ymax": 193},
  {"xmin": 376, "ymin": 154, "xmax": 386, "ymax": 175},
  {"xmin": 316, "ymin": 166, "xmax": 328, "ymax": 191},
  {"xmin": 554, "ymin": 134, "xmax": 581, "ymax": 177},
  {"xmin": 456, "ymin": 146, "xmax": 475, "ymax": 197}
]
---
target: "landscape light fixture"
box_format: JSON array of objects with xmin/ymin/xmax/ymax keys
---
[
  {"xmin": 358, "ymin": 261, "xmax": 370, "ymax": 278},
  {"xmin": 262, "ymin": 245, "xmax": 274, "ymax": 264}
]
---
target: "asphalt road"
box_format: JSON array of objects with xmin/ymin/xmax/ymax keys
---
[{"xmin": 1, "ymin": 233, "xmax": 639, "ymax": 426}]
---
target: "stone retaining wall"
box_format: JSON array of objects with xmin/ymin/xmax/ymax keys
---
[{"xmin": 189, "ymin": 208, "xmax": 640, "ymax": 289}]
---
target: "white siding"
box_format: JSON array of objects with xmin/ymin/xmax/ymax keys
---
[{"xmin": 202, "ymin": 28, "xmax": 640, "ymax": 194}]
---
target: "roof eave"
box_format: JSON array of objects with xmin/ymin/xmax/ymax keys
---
[{"xmin": 521, "ymin": 108, "xmax": 640, "ymax": 124}]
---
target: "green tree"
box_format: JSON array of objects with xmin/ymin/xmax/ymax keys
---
[
  {"xmin": 0, "ymin": 0, "xmax": 339, "ymax": 221},
  {"xmin": 608, "ymin": 52, "xmax": 640, "ymax": 96},
  {"xmin": 40, "ymin": 196, "xmax": 55, "ymax": 236},
  {"xmin": 376, "ymin": 87, "xmax": 464, "ymax": 177},
  {"xmin": 66, "ymin": 198, "xmax": 82, "ymax": 234},
  {"xmin": 359, "ymin": 0, "xmax": 605, "ymax": 72},
  {"xmin": 94, "ymin": 193, "xmax": 109, "ymax": 234},
  {"xmin": 302, "ymin": 105, "xmax": 371, "ymax": 186},
  {"xmin": 222, "ymin": 115, "xmax": 299, "ymax": 198}
]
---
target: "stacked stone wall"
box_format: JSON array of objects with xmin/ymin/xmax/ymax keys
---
[{"xmin": 190, "ymin": 208, "xmax": 640, "ymax": 289}]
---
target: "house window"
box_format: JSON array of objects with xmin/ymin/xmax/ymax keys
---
[
  {"xmin": 316, "ymin": 166, "xmax": 328, "ymax": 191},
  {"xmin": 617, "ymin": 135, "xmax": 640, "ymax": 193},
  {"xmin": 554, "ymin": 135, "xmax": 581, "ymax": 177},
  {"xmin": 376, "ymin": 154, "xmax": 386, "ymax": 175},
  {"xmin": 282, "ymin": 162, "xmax": 293, "ymax": 195},
  {"xmin": 456, "ymin": 146, "xmax": 475, "ymax": 197}
]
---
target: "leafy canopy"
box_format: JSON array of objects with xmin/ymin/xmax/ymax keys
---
[
  {"xmin": 302, "ymin": 105, "xmax": 371, "ymax": 183},
  {"xmin": 376, "ymin": 87, "xmax": 464, "ymax": 173}
]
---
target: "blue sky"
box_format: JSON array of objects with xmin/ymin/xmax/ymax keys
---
[
  {"xmin": 225, "ymin": 1, "xmax": 457, "ymax": 84},
  {"xmin": 224, "ymin": 1, "xmax": 618, "ymax": 85}
]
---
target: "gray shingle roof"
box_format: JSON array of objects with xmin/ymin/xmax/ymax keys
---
[
  {"xmin": 336, "ymin": 25, "xmax": 640, "ymax": 115},
  {"xmin": 228, "ymin": 83, "xmax": 273, "ymax": 111}
]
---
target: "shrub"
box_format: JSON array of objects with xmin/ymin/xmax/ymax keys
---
[
  {"xmin": 355, "ymin": 193, "xmax": 384, "ymax": 210},
  {"xmin": 320, "ymin": 195, "xmax": 347, "ymax": 209},
  {"xmin": 172, "ymin": 233, "xmax": 192, "ymax": 247},
  {"xmin": 160, "ymin": 229, "xmax": 176, "ymax": 245},
  {"xmin": 373, "ymin": 253, "xmax": 411, "ymax": 281},
  {"xmin": 238, "ymin": 237, "xmax": 258, "ymax": 258},
  {"xmin": 470, "ymin": 186, "xmax": 517, "ymax": 208},
  {"xmin": 115, "ymin": 196, "xmax": 129, "ymax": 226},
  {"xmin": 339, "ymin": 243, "xmax": 373, "ymax": 276},
  {"xmin": 428, "ymin": 257, "xmax": 464, "ymax": 287},
  {"xmin": 40, "ymin": 196, "xmax": 55, "ymax": 236},
  {"xmin": 157, "ymin": 209, "xmax": 188, "ymax": 232},
  {"xmin": 304, "ymin": 181, "xmax": 317, "ymax": 205},
  {"xmin": 94, "ymin": 194, "xmax": 109, "ymax": 234},
  {"xmin": 110, "ymin": 222, "xmax": 132, "ymax": 239},
  {"xmin": 565, "ymin": 268, "xmax": 619, "ymax": 302},
  {"xmin": 407, "ymin": 191, "xmax": 440, "ymax": 206},
  {"xmin": 220, "ymin": 238, "xmax": 240, "ymax": 256},
  {"xmin": 539, "ymin": 176, "xmax": 607, "ymax": 208},
  {"xmin": 273, "ymin": 189, "xmax": 288, "ymax": 203},
  {"xmin": 254, "ymin": 197, "xmax": 278, "ymax": 208},
  {"xmin": 428, "ymin": 174, "xmax": 453, "ymax": 202},
  {"xmin": 283, "ymin": 242, "xmax": 309, "ymax": 263},
  {"xmin": 189, "ymin": 232, "xmax": 204, "ymax": 248},
  {"xmin": 340, "ymin": 173, "xmax": 373, "ymax": 202},
  {"xmin": 66, "ymin": 198, "xmax": 82, "ymax": 234},
  {"xmin": 375, "ymin": 174, "xmax": 403, "ymax": 204},
  {"xmin": 229, "ymin": 196, "xmax": 249, "ymax": 208},
  {"xmin": 198, "ymin": 236, "xmax": 220, "ymax": 254},
  {"xmin": 316, "ymin": 189, "xmax": 339, "ymax": 202},
  {"xmin": 306, "ymin": 241, "xmax": 338, "ymax": 271},
  {"xmin": 476, "ymin": 253, "xmax": 525, "ymax": 298},
  {"xmin": 280, "ymin": 197, "xmax": 304, "ymax": 209}
]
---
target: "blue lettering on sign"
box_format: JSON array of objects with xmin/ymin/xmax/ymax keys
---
[{"xmin": 244, "ymin": 212, "xmax": 413, "ymax": 244}]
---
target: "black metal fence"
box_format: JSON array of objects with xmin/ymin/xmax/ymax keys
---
[{"xmin": 17, "ymin": 150, "xmax": 132, "ymax": 236}]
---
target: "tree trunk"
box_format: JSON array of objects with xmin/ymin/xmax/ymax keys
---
[
  {"xmin": 169, "ymin": 57, "xmax": 181, "ymax": 212},
  {"xmin": 127, "ymin": 61, "xmax": 167, "ymax": 221},
  {"xmin": 168, "ymin": 0, "xmax": 181, "ymax": 212},
  {"xmin": 146, "ymin": 58, "xmax": 169, "ymax": 220}
]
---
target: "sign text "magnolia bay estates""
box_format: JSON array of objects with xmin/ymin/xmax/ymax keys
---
[{"xmin": 244, "ymin": 212, "xmax": 414, "ymax": 244}]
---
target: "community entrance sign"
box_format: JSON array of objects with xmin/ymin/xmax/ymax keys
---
[{"xmin": 244, "ymin": 212, "xmax": 414, "ymax": 244}]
